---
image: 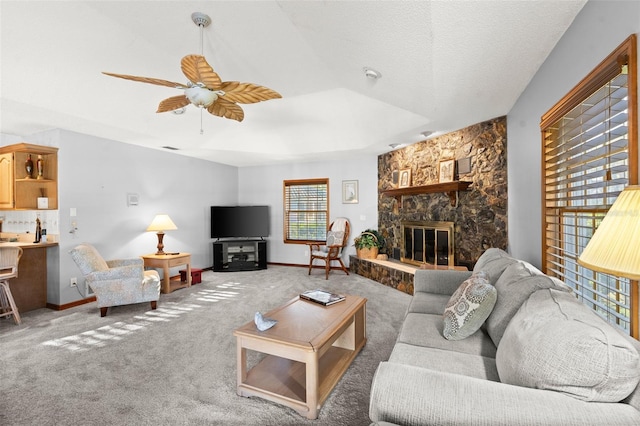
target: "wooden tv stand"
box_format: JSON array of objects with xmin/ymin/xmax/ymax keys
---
[{"xmin": 212, "ymin": 239, "xmax": 267, "ymax": 272}]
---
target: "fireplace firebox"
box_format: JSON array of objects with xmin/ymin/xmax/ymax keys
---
[{"xmin": 401, "ymin": 221, "xmax": 454, "ymax": 267}]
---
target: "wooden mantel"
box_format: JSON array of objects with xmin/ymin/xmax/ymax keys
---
[{"xmin": 380, "ymin": 181, "xmax": 472, "ymax": 206}]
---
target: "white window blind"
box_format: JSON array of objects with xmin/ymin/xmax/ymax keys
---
[
  {"xmin": 541, "ymin": 35, "xmax": 637, "ymax": 336},
  {"xmin": 283, "ymin": 179, "xmax": 329, "ymax": 243}
]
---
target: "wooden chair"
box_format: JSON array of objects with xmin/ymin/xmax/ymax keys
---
[
  {"xmin": 308, "ymin": 218, "xmax": 350, "ymax": 279},
  {"xmin": 0, "ymin": 246, "xmax": 23, "ymax": 325}
]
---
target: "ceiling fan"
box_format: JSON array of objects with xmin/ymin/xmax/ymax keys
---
[{"xmin": 102, "ymin": 13, "xmax": 281, "ymax": 123}]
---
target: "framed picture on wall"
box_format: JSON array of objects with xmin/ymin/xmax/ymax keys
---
[
  {"xmin": 399, "ymin": 168, "xmax": 411, "ymax": 188},
  {"xmin": 438, "ymin": 159, "xmax": 455, "ymax": 183},
  {"xmin": 342, "ymin": 180, "xmax": 359, "ymax": 204}
]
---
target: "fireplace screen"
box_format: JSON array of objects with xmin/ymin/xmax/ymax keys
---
[{"xmin": 401, "ymin": 221, "xmax": 454, "ymax": 267}]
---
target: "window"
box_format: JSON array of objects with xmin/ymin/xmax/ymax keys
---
[
  {"xmin": 283, "ymin": 179, "xmax": 329, "ymax": 243},
  {"xmin": 541, "ymin": 35, "xmax": 637, "ymax": 337}
]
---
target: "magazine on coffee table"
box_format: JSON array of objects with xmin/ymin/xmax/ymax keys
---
[{"xmin": 300, "ymin": 289, "xmax": 346, "ymax": 306}]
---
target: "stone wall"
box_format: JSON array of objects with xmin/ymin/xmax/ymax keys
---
[{"xmin": 377, "ymin": 116, "xmax": 508, "ymax": 268}]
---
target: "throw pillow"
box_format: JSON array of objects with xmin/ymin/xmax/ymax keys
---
[
  {"xmin": 496, "ymin": 288, "xmax": 640, "ymax": 402},
  {"xmin": 69, "ymin": 244, "xmax": 109, "ymax": 276},
  {"xmin": 484, "ymin": 260, "xmax": 571, "ymax": 346},
  {"xmin": 472, "ymin": 248, "xmax": 518, "ymax": 285},
  {"xmin": 326, "ymin": 230, "xmax": 345, "ymax": 247},
  {"xmin": 443, "ymin": 271, "xmax": 496, "ymax": 340}
]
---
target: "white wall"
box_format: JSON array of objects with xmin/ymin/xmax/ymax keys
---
[
  {"xmin": 507, "ymin": 0, "xmax": 640, "ymax": 267},
  {"xmin": 2, "ymin": 129, "xmax": 380, "ymax": 305},
  {"xmin": 16, "ymin": 129, "xmax": 238, "ymax": 305},
  {"xmin": 238, "ymin": 156, "xmax": 379, "ymax": 266}
]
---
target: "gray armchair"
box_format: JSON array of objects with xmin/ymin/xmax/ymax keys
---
[{"xmin": 69, "ymin": 243, "xmax": 160, "ymax": 317}]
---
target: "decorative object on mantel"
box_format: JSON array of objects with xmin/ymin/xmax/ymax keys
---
[
  {"xmin": 457, "ymin": 157, "xmax": 472, "ymax": 175},
  {"xmin": 354, "ymin": 229, "xmax": 385, "ymax": 259},
  {"xmin": 24, "ymin": 154, "xmax": 34, "ymax": 179},
  {"xmin": 381, "ymin": 181, "xmax": 472, "ymax": 207},
  {"xmin": 438, "ymin": 159, "xmax": 455, "ymax": 183},
  {"xmin": 254, "ymin": 311, "xmax": 277, "ymax": 331},
  {"xmin": 398, "ymin": 168, "xmax": 411, "ymax": 188},
  {"xmin": 342, "ymin": 180, "xmax": 359, "ymax": 204}
]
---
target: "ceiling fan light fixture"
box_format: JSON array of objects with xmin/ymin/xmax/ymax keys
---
[
  {"xmin": 185, "ymin": 86, "xmax": 219, "ymax": 107},
  {"xmin": 172, "ymin": 107, "xmax": 186, "ymax": 115}
]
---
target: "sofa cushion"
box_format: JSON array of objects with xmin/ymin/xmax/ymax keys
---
[
  {"xmin": 443, "ymin": 271, "xmax": 496, "ymax": 340},
  {"xmin": 389, "ymin": 342, "xmax": 500, "ymax": 382},
  {"xmin": 408, "ymin": 292, "xmax": 451, "ymax": 315},
  {"xmin": 397, "ymin": 312, "xmax": 497, "ymax": 358},
  {"xmin": 69, "ymin": 244, "xmax": 109, "ymax": 275},
  {"xmin": 472, "ymin": 247, "xmax": 517, "ymax": 285},
  {"xmin": 496, "ymin": 288, "xmax": 640, "ymax": 402},
  {"xmin": 485, "ymin": 260, "xmax": 571, "ymax": 346}
]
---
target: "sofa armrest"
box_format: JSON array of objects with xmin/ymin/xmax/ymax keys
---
[
  {"xmin": 370, "ymin": 362, "xmax": 640, "ymax": 426},
  {"xmin": 413, "ymin": 269, "xmax": 472, "ymax": 295}
]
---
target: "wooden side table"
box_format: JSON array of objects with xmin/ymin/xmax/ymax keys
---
[{"xmin": 141, "ymin": 253, "xmax": 191, "ymax": 294}]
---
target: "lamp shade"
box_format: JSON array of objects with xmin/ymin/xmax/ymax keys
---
[
  {"xmin": 146, "ymin": 214, "xmax": 178, "ymax": 232},
  {"xmin": 578, "ymin": 186, "xmax": 640, "ymax": 280}
]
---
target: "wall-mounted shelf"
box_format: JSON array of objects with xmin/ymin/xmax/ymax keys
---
[{"xmin": 380, "ymin": 181, "xmax": 472, "ymax": 206}]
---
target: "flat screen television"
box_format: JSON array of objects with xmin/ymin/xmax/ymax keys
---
[{"xmin": 211, "ymin": 206, "xmax": 270, "ymax": 239}]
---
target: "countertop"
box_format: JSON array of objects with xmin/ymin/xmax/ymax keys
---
[{"xmin": 0, "ymin": 241, "xmax": 58, "ymax": 249}]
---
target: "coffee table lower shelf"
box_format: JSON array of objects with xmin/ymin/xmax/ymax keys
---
[
  {"xmin": 238, "ymin": 344, "xmax": 364, "ymax": 415},
  {"xmin": 234, "ymin": 294, "xmax": 367, "ymax": 419}
]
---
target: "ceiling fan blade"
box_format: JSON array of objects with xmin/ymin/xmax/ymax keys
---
[
  {"xmin": 157, "ymin": 95, "xmax": 191, "ymax": 113},
  {"xmin": 220, "ymin": 81, "xmax": 282, "ymax": 104},
  {"xmin": 102, "ymin": 72, "xmax": 186, "ymax": 89},
  {"xmin": 181, "ymin": 55, "xmax": 222, "ymax": 90},
  {"xmin": 207, "ymin": 98, "xmax": 244, "ymax": 122}
]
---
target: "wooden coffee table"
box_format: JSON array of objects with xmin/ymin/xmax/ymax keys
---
[{"xmin": 233, "ymin": 294, "xmax": 367, "ymax": 419}]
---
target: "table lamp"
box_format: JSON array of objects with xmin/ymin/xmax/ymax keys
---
[
  {"xmin": 578, "ymin": 186, "xmax": 640, "ymax": 280},
  {"xmin": 146, "ymin": 214, "xmax": 178, "ymax": 255}
]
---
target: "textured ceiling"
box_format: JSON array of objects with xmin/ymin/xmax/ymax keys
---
[{"xmin": 0, "ymin": 1, "xmax": 586, "ymax": 167}]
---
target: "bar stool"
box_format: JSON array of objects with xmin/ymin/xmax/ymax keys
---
[{"xmin": 0, "ymin": 246, "xmax": 23, "ymax": 325}]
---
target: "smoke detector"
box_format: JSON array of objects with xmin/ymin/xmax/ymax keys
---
[{"xmin": 363, "ymin": 67, "xmax": 382, "ymax": 80}]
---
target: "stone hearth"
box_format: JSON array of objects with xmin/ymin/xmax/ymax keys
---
[{"xmin": 349, "ymin": 256, "xmax": 416, "ymax": 295}]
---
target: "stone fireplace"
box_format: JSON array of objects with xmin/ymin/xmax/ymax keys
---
[
  {"xmin": 377, "ymin": 116, "xmax": 508, "ymax": 269},
  {"xmin": 401, "ymin": 221, "xmax": 454, "ymax": 267},
  {"xmin": 351, "ymin": 116, "xmax": 508, "ymax": 295}
]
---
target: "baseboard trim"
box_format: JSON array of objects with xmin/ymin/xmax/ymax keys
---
[
  {"xmin": 47, "ymin": 296, "xmax": 96, "ymax": 311},
  {"xmin": 268, "ymin": 262, "xmax": 347, "ymax": 270}
]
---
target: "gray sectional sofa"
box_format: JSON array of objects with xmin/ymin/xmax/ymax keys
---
[{"xmin": 369, "ymin": 248, "xmax": 640, "ymax": 426}]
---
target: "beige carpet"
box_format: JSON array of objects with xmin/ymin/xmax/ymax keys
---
[{"xmin": 0, "ymin": 265, "xmax": 411, "ymax": 425}]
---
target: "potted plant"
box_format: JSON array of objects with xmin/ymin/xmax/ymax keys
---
[{"xmin": 354, "ymin": 229, "xmax": 385, "ymax": 259}]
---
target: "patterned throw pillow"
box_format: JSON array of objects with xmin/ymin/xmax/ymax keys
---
[
  {"xmin": 443, "ymin": 271, "xmax": 497, "ymax": 341},
  {"xmin": 326, "ymin": 231, "xmax": 345, "ymax": 247}
]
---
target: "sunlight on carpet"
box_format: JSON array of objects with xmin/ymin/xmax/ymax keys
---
[{"xmin": 41, "ymin": 281, "xmax": 250, "ymax": 352}]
